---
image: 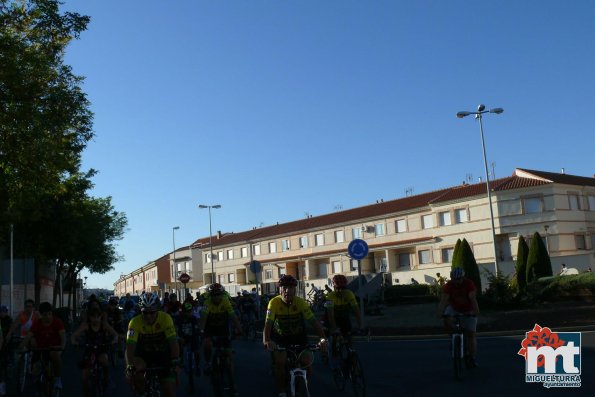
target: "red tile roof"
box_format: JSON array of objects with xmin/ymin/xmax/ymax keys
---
[{"xmin": 515, "ymin": 168, "xmax": 595, "ymax": 187}]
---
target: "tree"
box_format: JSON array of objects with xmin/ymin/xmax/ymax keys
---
[
  {"xmin": 451, "ymin": 238, "xmax": 462, "ymax": 269},
  {"xmin": 515, "ymin": 236, "xmax": 529, "ymax": 293},
  {"xmin": 526, "ymin": 232, "xmax": 553, "ymax": 283},
  {"xmin": 460, "ymin": 239, "xmax": 482, "ymax": 293}
]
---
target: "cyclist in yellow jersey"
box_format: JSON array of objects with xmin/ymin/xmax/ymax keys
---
[
  {"xmin": 324, "ymin": 274, "xmax": 364, "ymax": 371},
  {"xmin": 199, "ymin": 283, "xmax": 241, "ymax": 387},
  {"xmin": 126, "ymin": 292, "xmax": 179, "ymax": 397},
  {"xmin": 263, "ymin": 275, "xmax": 327, "ymax": 397}
]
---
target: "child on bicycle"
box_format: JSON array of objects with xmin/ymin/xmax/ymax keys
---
[
  {"xmin": 71, "ymin": 307, "xmax": 119, "ymax": 397},
  {"xmin": 436, "ymin": 267, "xmax": 480, "ymax": 368}
]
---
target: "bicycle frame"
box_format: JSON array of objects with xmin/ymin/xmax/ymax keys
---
[{"xmin": 277, "ymin": 344, "xmax": 319, "ymax": 397}]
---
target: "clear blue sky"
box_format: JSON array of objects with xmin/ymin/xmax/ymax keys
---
[{"xmin": 61, "ymin": 1, "xmax": 595, "ymax": 289}]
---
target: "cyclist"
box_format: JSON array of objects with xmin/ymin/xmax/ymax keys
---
[
  {"xmin": 199, "ymin": 282, "xmax": 241, "ymax": 389},
  {"xmin": 71, "ymin": 307, "xmax": 119, "ymax": 397},
  {"xmin": 324, "ymin": 274, "xmax": 364, "ymax": 371},
  {"xmin": 5, "ymin": 299, "xmax": 39, "ymax": 341},
  {"xmin": 175, "ymin": 302, "xmax": 201, "ymax": 376},
  {"xmin": 25, "ymin": 302, "xmax": 66, "ymax": 390},
  {"xmin": 436, "ymin": 267, "xmax": 480, "ymax": 368},
  {"xmin": 105, "ymin": 297, "xmax": 125, "ymax": 358},
  {"xmin": 263, "ymin": 275, "xmax": 328, "ymax": 397},
  {"xmin": 238, "ymin": 290, "xmax": 257, "ymax": 331},
  {"xmin": 125, "ymin": 292, "xmax": 180, "ymax": 397}
]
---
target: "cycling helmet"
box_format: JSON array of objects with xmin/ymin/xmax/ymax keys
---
[
  {"xmin": 139, "ymin": 292, "xmax": 161, "ymax": 311},
  {"xmin": 182, "ymin": 302, "xmax": 193, "ymax": 312},
  {"xmin": 450, "ymin": 267, "xmax": 465, "ymax": 279},
  {"xmin": 278, "ymin": 274, "xmax": 298, "ymax": 287},
  {"xmin": 332, "ymin": 274, "xmax": 348, "ymax": 289},
  {"xmin": 242, "ymin": 290, "xmax": 250, "ymax": 296},
  {"xmin": 208, "ymin": 283, "xmax": 225, "ymax": 296}
]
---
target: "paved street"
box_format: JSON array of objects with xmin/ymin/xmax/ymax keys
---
[{"xmin": 8, "ymin": 330, "xmax": 593, "ymax": 396}]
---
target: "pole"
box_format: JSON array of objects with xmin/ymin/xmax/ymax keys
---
[
  {"xmin": 208, "ymin": 206, "xmax": 215, "ymax": 284},
  {"xmin": 357, "ymin": 259, "xmax": 365, "ymax": 327},
  {"xmin": 477, "ymin": 114, "xmax": 499, "ymax": 275},
  {"xmin": 173, "ymin": 227, "xmax": 179, "ymax": 297},
  {"xmin": 10, "ymin": 224, "xmax": 13, "ymax": 316}
]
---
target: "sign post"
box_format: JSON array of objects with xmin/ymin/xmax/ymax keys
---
[
  {"xmin": 178, "ymin": 273, "xmax": 191, "ymax": 301},
  {"xmin": 249, "ymin": 260, "xmax": 262, "ymax": 318},
  {"xmin": 347, "ymin": 239, "xmax": 369, "ymax": 327}
]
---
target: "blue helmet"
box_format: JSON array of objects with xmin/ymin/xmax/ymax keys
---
[{"xmin": 450, "ymin": 267, "xmax": 465, "ymax": 279}]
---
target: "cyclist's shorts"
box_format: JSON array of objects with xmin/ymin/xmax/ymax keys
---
[
  {"xmin": 143, "ymin": 359, "xmax": 176, "ymax": 382},
  {"xmin": 444, "ymin": 306, "xmax": 477, "ymax": 332},
  {"xmin": 205, "ymin": 335, "xmax": 232, "ymax": 350}
]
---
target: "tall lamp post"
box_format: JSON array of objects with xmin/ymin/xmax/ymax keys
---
[
  {"xmin": 198, "ymin": 204, "xmax": 221, "ymax": 284},
  {"xmin": 457, "ymin": 104, "xmax": 503, "ymax": 275},
  {"xmin": 172, "ymin": 226, "xmax": 180, "ymax": 297}
]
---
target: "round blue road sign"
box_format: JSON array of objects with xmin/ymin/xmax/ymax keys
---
[
  {"xmin": 249, "ymin": 260, "xmax": 262, "ymax": 273},
  {"xmin": 348, "ymin": 239, "xmax": 369, "ymax": 260}
]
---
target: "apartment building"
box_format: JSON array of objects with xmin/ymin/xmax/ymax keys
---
[{"xmin": 114, "ymin": 168, "xmax": 595, "ymax": 295}]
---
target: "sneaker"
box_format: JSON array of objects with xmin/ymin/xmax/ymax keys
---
[{"xmin": 53, "ymin": 378, "xmax": 63, "ymax": 389}]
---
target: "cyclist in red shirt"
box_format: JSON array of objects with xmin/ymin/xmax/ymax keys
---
[
  {"xmin": 436, "ymin": 267, "xmax": 480, "ymax": 368},
  {"xmin": 25, "ymin": 302, "xmax": 66, "ymax": 390}
]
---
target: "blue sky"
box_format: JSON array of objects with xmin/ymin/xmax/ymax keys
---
[{"xmin": 61, "ymin": 1, "xmax": 595, "ymax": 289}]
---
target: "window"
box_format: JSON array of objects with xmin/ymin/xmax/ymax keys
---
[
  {"xmin": 315, "ymin": 233, "xmax": 324, "ymax": 246},
  {"xmin": 569, "ymin": 193, "xmax": 581, "ymax": 210},
  {"xmin": 252, "ymin": 244, "xmax": 260, "ymax": 256},
  {"xmin": 395, "ymin": 219, "xmax": 407, "ymax": 233},
  {"xmin": 375, "ymin": 223, "xmax": 385, "ymax": 236},
  {"xmin": 422, "ymin": 214, "xmax": 434, "ymax": 229},
  {"xmin": 241, "ymin": 247, "xmax": 248, "ymax": 258},
  {"xmin": 575, "ymin": 234, "xmax": 586, "ymax": 250},
  {"xmin": 350, "ymin": 259, "xmax": 359, "ymax": 271},
  {"xmin": 218, "ymin": 274, "xmax": 225, "ymax": 284},
  {"xmin": 279, "ymin": 267, "xmax": 286, "ymax": 276},
  {"xmin": 418, "ymin": 249, "xmax": 432, "ymax": 264},
  {"xmin": 455, "ymin": 208, "xmax": 468, "ymax": 223},
  {"xmin": 398, "ymin": 253, "xmax": 411, "ymax": 269},
  {"xmin": 334, "ymin": 230, "xmax": 345, "ymax": 243},
  {"xmin": 523, "ymin": 197, "xmax": 543, "ymax": 214},
  {"xmin": 228, "ymin": 273, "xmax": 235, "ymax": 283},
  {"xmin": 591, "ymin": 234, "xmax": 595, "ymax": 249},
  {"xmin": 269, "ymin": 242, "xmax": 277, "ymax": 253},
  {"xmin": 439, "ymin": 211, "xmax": 452, "ymax": 226},
  {"xmin": 282, "ymin": 239, "xmax": 290, "ymax": 251},
  {"xmin": 227, "ymin": 249, "xmax": 234, "ymax": 260},
  {"xmin": 217, "ymin": 251, "xmax": 224, "ymax": 261},
  {"xmin": 299, "ymin": 236, "xmax": 308, "ymax": 248},
  {"xmin": 589, "ymin": 196, "xmax": 595, "ymax": 211},
  {"xmin": 205, "ymin": 253, "xmax": 210, "ymax": 263},
  {"xmin": 319, "ymin": 263, "xmax": 328, "ymax": 277},
  {"xmin": 264, "ymin": 269, "xmax": 273, "ymax": 280},
  {"xmin": 352, "ymin": 227, "xmax": 362, "ymax": 239},
  {"xmin": 441, "ymin": 248, "xmax": 454, "ymax": 263},
  {"xmin": 379, "ymin": 258, "xmax": 388, "ymax": 273},
  {"xmin": 332, "ymin": 261, "xmax": 342, "ymax": 273}
]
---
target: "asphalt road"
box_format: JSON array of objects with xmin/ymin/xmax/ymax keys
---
[{"xmin": 10, "ymin": 331, "xmax": 594, "ymax": 396}]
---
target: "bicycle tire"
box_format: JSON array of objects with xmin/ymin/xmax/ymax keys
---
[
  {"xmin": 453, "ymin": 335, "xmax": 464, "ymax": 381},
  {"xmin": 350, "ymin": 353, "xmax": 366, "ymax": 397},
  {"xmin": 293, "ymin": 374, "xmax": 309, "ymax": 397},
  {"xmin": 17, "ymin": 353, "xmax": 28, "ymax": 393}
]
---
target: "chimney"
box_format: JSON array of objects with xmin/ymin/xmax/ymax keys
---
[
  {"xmin": 478, "ymin": 176, "xmax": 482, "ymax": 182},
  {"xmin": 561, "ymin": 168, "xmax": 565, "ymax": 174},
  {"xmin": 217, "ymin": 230, "xmax": 222, "ymax": 239}
]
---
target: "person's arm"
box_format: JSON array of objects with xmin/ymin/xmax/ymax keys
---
[
  {"xmin": 324, "ymin": 302, "xmax": 337, "ymax": 332},
  {"xmin": 468, "ymin": 290, "xmax": 480, "ymax": 315},
  {"xmin": 104, "ymin": 322, "xmax": 119, "ymax": 344},
  {"xmin": 436, "ymin": 292, "xmax": 449, "ymax": 318},
  {"xmin": 262, "ymin": 320, "xmax": 275, "ymax": 351}
]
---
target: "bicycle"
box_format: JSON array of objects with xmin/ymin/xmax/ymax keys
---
[
  {"xmin": 180, "ymin": 340, "xmax": 198, "ymax": 394},
  {"xmin": 31, "ymin": 346, "xmax": 64, "ymax": 397},
  {"xmin": 240, "ymin": 313, "xmax": 257, "ymax": 341},
  {"xmin": 209, "ymin": 336, "xmax": 237, "ymax": 397},
  {"xmin": 143, "ymin": 366, "xmax": 166, "ymax": 397},
  {"xmin": 443, "ymin": 314, "xmax": 476, "ymax": 380},
  {"xmin": 330, "ymin": 329, "xmax": 368, "ymax": 397},
  {"xmin": 276, "ymin": 344, "xmax": 320, "ymax": 397},
  {"xmin": 82, "ymin": 343, "xmax": 112, "ymax": 397}
]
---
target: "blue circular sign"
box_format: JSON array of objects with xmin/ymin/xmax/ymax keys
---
[
  {"xmin": 348, "ymin": 239, "xmax": 369, "ymax": 260},
  {"xmin": 249, "ymin": 260, "xmax": 262, "ymax": 273}
]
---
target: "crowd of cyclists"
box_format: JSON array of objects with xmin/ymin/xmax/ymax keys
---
[{"xmin": 0, "ymin": 266, "xmax": 480, "ymax": 396}]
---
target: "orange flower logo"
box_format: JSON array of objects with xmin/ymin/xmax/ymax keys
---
[{"xmin": 518, "ymin": 324, "xmax": 566, "ymax": 367}]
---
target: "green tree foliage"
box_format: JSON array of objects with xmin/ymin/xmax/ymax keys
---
[
  {"xmin": 515, "ymin": 235, "xmax": 529, "ymax": 292},
  {"xmin": 451, "ymin": 238, "xmax": 462, "ymax": 267},
  {"xmin": 460, "ymin": 238, "xmax": 482, "ymax": 293},
  {"xmin": 526, "ymin": 232, "xmax": 553, "ymax": 283}
]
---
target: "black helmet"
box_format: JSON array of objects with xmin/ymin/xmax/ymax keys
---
[
  {"xmin": 278, "ymin": 274, "xmax": 298, "ymax": 287},
  {"xmin": 209, "ymin": 283, "xmax": 225, "ymax": 296}
]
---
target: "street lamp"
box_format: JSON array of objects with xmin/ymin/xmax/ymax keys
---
[
  {"xmin": 198, "ymin": 204, "xmax": 221, "ymax": 284},
  {"xmin": 172, "ymin": 226, "xmax": 180, "ymax": 297},
  {"xmin": 456, "ymin": 104, "xmax": 503, "ymax": 274}
]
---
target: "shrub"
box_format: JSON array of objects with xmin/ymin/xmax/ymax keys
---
[
  {"xmin": 479, "ymin": 271, "xmax": 518, "ymax": 309},
  {"xmin": 515, "ymin": 235, "xmax": 529, "ymax": 293},
  {"xmin": 526, "ymin": 232, "xmax": 552, "ymax": 283},
  {"xmin": 530, "ymin": 273, "xmax": 595, "ymax": 302},
  {"xmin": 384, "ymin": 284, "xmax": 432, "ymax": 304}
]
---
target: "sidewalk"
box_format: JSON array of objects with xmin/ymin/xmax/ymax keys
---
[{"xmin": 365, "ymin": 301, "xmax": 595, "ymax": 338}]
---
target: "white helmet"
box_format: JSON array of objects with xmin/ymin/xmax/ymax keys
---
[{"xmin": 139, "ymin": 292, "xmax": 160, "ymax": 311}]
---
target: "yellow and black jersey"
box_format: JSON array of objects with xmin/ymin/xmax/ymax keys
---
[
  {"xmin": 324, "ymin": 289, "xmax": 358, "ymax": 322},
  {"xmin": 265, "ymin": 296, "xmax": 314, "ymax": 338},
  {"xmin": 126, "ymin": 311, "xmax": 177, "ymax": 356},
  {"xmin": 202, "ymin": 298, "xmax": 235, "ymax": 336}
]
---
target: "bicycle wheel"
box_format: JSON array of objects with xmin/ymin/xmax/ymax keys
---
[
  {"xmin": 350, "ymin": 353, "xmax": 366, "ymax": 397},
  {"xmin": 453, "ymin": 335, "xmax": 464, "ymax": 381},
  {"xmin": 293, "ymin": 375, "xmax": 309, "ymax": 397},
  {"xmin": 17, "ymin": 353, "xmax": 28, "ymax": 393}
]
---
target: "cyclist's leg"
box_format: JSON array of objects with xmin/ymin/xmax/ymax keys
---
[
  {"xmin": 203, "ymin": 336, "xmax": 213, "ymax": 373},
  {"xmin": 129, "ymin": 356, "xmax": 147, "ymax": 394},
  {"xmin": 272, "ymin": 349, "xmax": 287, "ymax": 394},
  {"xmin": 80, "ymin": 367, "xmax": 90, "ymax": 397},
  {"xmin": 97, "ymin": 352, "xmax": 110, "ymax": 385},
  {"xmin": 160, "ymin": 374, "xmax": 177, "ymax": 397},
  {"xmin": 442, "ymin": 306, "xmax": 457, "ymax": 333},
  {"xmin": 49, "ymin": 350, "xmax": 63, "ymax": 388},
  {"xmin": 462, "ymin": 316, "xmax": 478, "ymax": 365}
]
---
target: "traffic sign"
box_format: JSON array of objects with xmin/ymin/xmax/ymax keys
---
[
  {"xmin": 178, "ymin": 273, "xmax": 191, "ymax": 284},
  {"xmin": 348, "ymin": 239, "xmax": 369, "ymax": 260},
  {"xmin": 249, "ymin": 260, "xmax": 262, "ymax": 273}
]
